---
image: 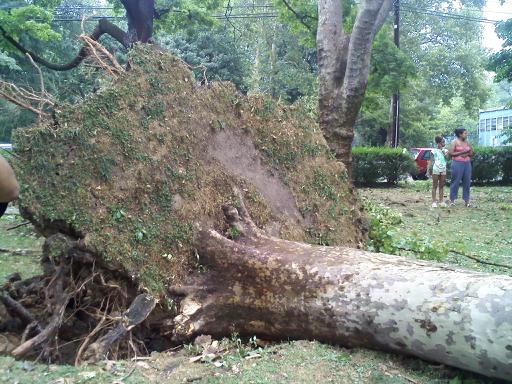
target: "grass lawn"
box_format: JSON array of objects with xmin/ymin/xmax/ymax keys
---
[
  {"xmin": 0, "ymin": 206, "xmax": 42, "ymax": 284},
  {"xmin": 360, "ymin": 182, "xmax": 512, "ymax": 276},
  {"xmin": 1, "ymin": 184, "xmax": 511, "ymax": 383}
]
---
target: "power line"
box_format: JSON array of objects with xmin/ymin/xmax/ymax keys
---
[
  {"xmin": 401, "ymin": 4, "xmax": 500, "ymax": 24},
  {"xmin": 2, "ymin": 2, "xmax": 506, "ymax": 25}
]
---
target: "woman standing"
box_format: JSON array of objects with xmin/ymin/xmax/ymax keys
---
[{"xmin": 448, "ymin": 128, "xmax": 473, "ymax": 207}]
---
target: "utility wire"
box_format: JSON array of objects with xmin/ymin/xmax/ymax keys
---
[
  {"xmin": 401, "ymin": 4, "xmax": 500, "ymax": 24},
  {"xmin": 2, "ymin": 2, "xmax": 505, "ymax": 24}
]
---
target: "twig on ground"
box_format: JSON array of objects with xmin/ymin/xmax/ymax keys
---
[
  {"xmin": 7, "ymin": 221, "xmax": 31, "ymax": 231},
  {"xmin": 0, "ymin": 147, "xmax": 19, "ymax": 158},
  {"xmin": 450, "ymin": 249, "xmax": 512, "ymax": 269},
  {"xmin": 0, "ymin": 248, "xmax": 37, "ymax": 255},
  {"xmin": 119, "ymin": 367, "xmax": 136, "ymax": 382},
  {"xmin": 396, "ymin": 246, "xmax": 512, "ymax": 269}
]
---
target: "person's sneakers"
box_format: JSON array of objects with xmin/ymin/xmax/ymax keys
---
[{"xmin": 431, "ymin": 201, "xmax": 438, "ymax": 208}]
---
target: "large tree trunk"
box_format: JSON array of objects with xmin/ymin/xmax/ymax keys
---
[
  {"xmin": 121, "ymin": 0, "xmax": 155, "ymax": 45},
  {"xmin": 171, "ymin": 202, "xmax": 512, "ymax": 381},
  {"xmin": 317, "ymin": 0, "xmax": 392, "ymax": 174}
]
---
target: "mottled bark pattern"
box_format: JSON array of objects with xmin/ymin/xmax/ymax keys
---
[
  {"xmin": 317, "ymin": 0, "xmax": 392, "ymax": 173},
  {"xmin": 172, "ymin": 204, "xmax": 512, "ymax": 381}
]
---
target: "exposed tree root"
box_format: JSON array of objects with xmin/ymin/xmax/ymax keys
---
[
  {"xmin": 0, "ymin": 233, "xmax": 165, "ymax": 364},
  {"xmin": 0, "ymin": 292, "xmax": 42, "ymax": 333},
  {"xmin": 11, "ymin": 291, "xmax": 71, "ymax": 359},
  {"xmin": 82, "ymin": 294, "xmax": 157, "ymax": 363}
]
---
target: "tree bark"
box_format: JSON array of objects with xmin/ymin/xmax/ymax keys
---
[
  {"xmin": 317, "ymin": 0, "xmax": 392, "ymax": 174},
  {"xmin": 171, "ymin": 203, "xmax": 512, "ymax": 381},
  {"xmin": 121, "ymin": 0, "xmax": 155, "ymax": 45}
]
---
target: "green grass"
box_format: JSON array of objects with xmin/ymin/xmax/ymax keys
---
[
  {"xmin": 383, "ymin": 182, "xmax": 512, "ymax": 275},
  {"xmin": 0, "ymin": 206, "xmax": 42, "ymax": 284},
  {"xmin": 193, "ymin": 341, "xmax": 457, "ymax": 384},
  {"xmin": 0, "ymin": 356, "xmax": 145, "ymax": 384}
]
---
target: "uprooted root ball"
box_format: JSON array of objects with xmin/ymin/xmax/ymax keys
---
[{"xmin": 2, "ymin": 44, "xmax": 365, "ymax": 363}]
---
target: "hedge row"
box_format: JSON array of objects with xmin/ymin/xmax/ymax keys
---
[
  {"xmin": 352, "ymin": 147, "xmax": 416, "ymax": 186},
  {"xmin": 471, "ymin": 146, "xmax": 512, "ymax": 184},
  {"xmin": 353, "ymin": 146, "xmax": 512, "ymax": 186}
]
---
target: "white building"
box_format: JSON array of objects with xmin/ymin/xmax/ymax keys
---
[{"xmin": 478, "ymin": 107, "xmax": 512, "ymax": 147}]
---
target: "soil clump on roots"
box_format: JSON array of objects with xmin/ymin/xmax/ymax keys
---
[{"xmin": 0, "ymin": 45, "xmax": 365, "ymax": 364}]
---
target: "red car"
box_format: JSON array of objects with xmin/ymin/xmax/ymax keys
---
[{"xmin": 409, "ymin": 147, "xmax": 433, "ymax": 180}]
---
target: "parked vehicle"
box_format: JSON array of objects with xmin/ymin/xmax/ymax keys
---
[{"xmin": 409, "ymin": 147, "xmax": 433, "ymax": 180}]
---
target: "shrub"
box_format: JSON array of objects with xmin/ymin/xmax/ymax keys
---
[
  {"xmin": 466, "ymin": 146, "xmax": 512, "ymax": 185},
  {"xmin": 361, "ymin": 199, "xmax": 448, "ymax": 262},
  {"xmin": 500, "ymin": 146, "xmax": 512, "ymax": 184},
  {"xmin": 361, "ymin": 198, "xmax": 402, "ymax": 253},
  {"xmin": 352, "ymin": 147, "xmax": 416, "ymax": 186},
  {"xmin": 471, "ymin": 147, "xmax": 503, "ymax": 184}
]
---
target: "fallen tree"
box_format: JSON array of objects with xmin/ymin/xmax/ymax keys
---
[
  {"xmin": 0, "ymin": 47, "xmax": 511, "ymax": 380},
  {"xmin": 173, "ymin": 198, "xmax": 512, "ymax": 380}
]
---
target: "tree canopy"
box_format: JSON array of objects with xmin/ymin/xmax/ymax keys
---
[
  {"xmin": 488, "ymin": 18, "xmax": 512, "ymax": 84},
  {"xmin": 0, "ymin": 0, "xmax": 496, "ymax": 148}
]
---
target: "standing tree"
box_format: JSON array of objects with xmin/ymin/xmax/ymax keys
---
[{"xmin": 316, "ymin": 0, "xmax": 392, "ymax": 172}]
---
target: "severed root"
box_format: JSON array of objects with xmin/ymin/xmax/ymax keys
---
[
  {"xmin": 11, "ymin": 291, "xmax": 71, "ymax": 358},
  {"xmin": 11, "ymin": 261, "xmax": 71, "ymax": 359},
  {"xmin": 0, "ymin": 292, "xmax": 43, "ymax": 334},
  {"xmin": 222, "ymin": 187, "xmax": 265, "ymax": 240},
  {"xmin": 82, "ymin": 293, "xmax": 157, "ymax": 363}
]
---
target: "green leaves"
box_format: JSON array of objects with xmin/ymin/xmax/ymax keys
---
[
  {"xmin": 363, "ymin": 199, "xmax": 448, "ymax": 262},
  {"xmin": 153, "ymin": 0, "xmax": 223, "ymax": 35},
  {"xmin": 488, "ymin": 19, "xmax": 512, "ymax": 83},
  {"xmin": 0, "ymin": 48, "xmax": 21, "ymax": 70},
  {"xmin": 272, "ymin": 0, "xmax": 317, "ymax": 46},
  {"xmin": 0, "ymin": 5, "xmax": 60, "ymax": 42},
  {"xmin": 362, "ymin": 198, "xmax": 403, "ymax": 253},
  {"xmin": 352, "ymin": 147, "xmax": 416, "ymax": 186}
]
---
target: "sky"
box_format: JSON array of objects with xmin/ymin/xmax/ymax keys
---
[{"xmin": 482, "ymin": 0, "xmax": 512, "ymax": 51}]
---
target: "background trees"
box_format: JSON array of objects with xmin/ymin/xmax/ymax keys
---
[
  {"xmin": 488, "ymin": 18, "xmax": 512, "ymax": 83},
  {"xmin": 0, "ymin": 0, "xmax": 508, "ymax": 148},
  {"xmin": 488, "ymin": 17, "xmax": 512, "ymax": 143}
]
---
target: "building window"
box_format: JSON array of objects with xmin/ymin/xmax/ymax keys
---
[
  {"xmin": 486, "ymin": 119, "xmax": 491, "ymax": 131},
  {"xmin": 491, "ymin": 118, "xmax": 497, "ymax": 131},
  {"xmin": 498, "ymin": 117, "xmax": 503, "ymax": 130},
  {"xmin": 479, "ymin": 120, "xmax": 485, "ymax": 132},
  {"xmin": 504, "ymin": 116, "xmax": 510, "ymax": 129}
]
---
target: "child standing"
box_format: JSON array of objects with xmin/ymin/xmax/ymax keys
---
[{"xmin": 428, "ymin": 136, "xmax": 448, "ymax": 208}]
